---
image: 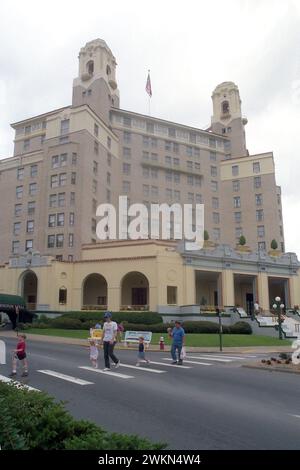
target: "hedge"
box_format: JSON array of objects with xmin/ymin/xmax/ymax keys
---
[
  {"xmin": 59, "ymin": 311, "xmax": 163, "ymax": 325},
  {"xmin": 0, "ymin": 382, "xmax": 166, "ymax": 450}
]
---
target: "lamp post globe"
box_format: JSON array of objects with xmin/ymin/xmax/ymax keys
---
[
  {"xmin": 280, "ymin": 304, "xmax": 285, "ymax": 310},
  {"xmin": 275, "ymin": 296, "xmax": 281, "ymax": 302},
  {"xmin": 272, "ymin": 304, "xmax": 277, "ymax": 309}
]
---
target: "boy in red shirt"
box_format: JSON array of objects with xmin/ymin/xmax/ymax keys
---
[{"xmin": 10, "ymin": 333, "xmax": 28, "ymax": 377}]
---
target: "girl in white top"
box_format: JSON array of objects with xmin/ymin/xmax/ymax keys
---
[{"xmin": 89, "ymin": 339, "xmax": 99, "ymax": 368}]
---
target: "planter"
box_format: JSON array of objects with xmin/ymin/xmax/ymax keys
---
[
  {"xmin": 268, "ymin": 249, "xmax": 282, "ymax": 257},
  {"xmin": 235, "ymin": 245, "xmax": 252, "ymax": 253}
]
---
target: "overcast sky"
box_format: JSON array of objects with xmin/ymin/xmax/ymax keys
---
[{"xmin": 1, "ymin": 0, "xmax": 300, "ymax": 254}]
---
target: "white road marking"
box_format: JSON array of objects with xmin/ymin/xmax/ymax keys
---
[
  {"xmin": 79, "ymin": 366, "xmax": 134, "ymax": 379},
  {"xmin": 38, "ymin": 370, "xmax": 94, "ymax": 385},
  {"xmin": 163, "ymin": 358, "xmax": 212, "ymax": 366},
  {"xmin": 0, "ymin": 374, "xmax": 40, "ymax": 391},
  {"xmin": 187, "ymin": 355, "xmax": 232, "ymax": 363},
  {"xmin": 148, "ymin": 360, "xmax": 191, "ymax": 369},
  {"xmin": 118, "ymin": 363, "xmax": 166, "ymax": 374},
  {"xmin": 289, "ymin": 414, "xmax": 300, "ymax": 419},
  {"xmin": 194, "ymin": 355, "xmax": 256, "ymax": 360}
]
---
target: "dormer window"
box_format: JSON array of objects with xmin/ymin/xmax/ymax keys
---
[
  {"xmin": 222, "ymin": 101, "xmax": 230, "ymax": 114},
  {"xmin": 87, "ymin": 60, "xmax": 94, "ymax": 76},
  {"xmin": 106, "ymin": 65, "xmax": 111, "ymax": 76}
]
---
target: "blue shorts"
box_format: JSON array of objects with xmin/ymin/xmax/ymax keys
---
[{"xmin": 138, "ymin": 352, "xmax": 146, "ymax": 359}]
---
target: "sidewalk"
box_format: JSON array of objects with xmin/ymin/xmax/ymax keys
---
[{"xmin": 0, "ymin": 330, "xmax": 292, "ymax": 354}]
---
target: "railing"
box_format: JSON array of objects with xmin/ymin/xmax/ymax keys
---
[
  {"xmin": 120, "ymin": 305, "xmax": 149, "ymax": 311},
  {"xmin": 26, "ymin": 303, "xmax": 36, "ymax": 311},
  {"xmin": 81, "ymin": 305, "xmax": 107, "ymax": 311}
]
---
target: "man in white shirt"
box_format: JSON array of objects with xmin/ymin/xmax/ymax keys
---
[{"xmin": 102, "ymin": 311, "xmax": 120, "ymax": 371}]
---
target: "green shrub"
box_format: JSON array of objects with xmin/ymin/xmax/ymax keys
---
[
  {"xmin": 60, "ymin": 311, "xmax": 162, "ymax": 325},
  {"xmin": 229, "ymin": 321, "xmax": 252, "ymax": 335},
  {"xmin": 50, "ymin": 317, "xmax": 83, "ymax": 330},
  {"xmin": 0, "ymin": 382, "xmax": 166, "ymax": 450}
]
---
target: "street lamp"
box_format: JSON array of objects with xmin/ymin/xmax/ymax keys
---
[{"xmin": 272, "ymin": 296, "xmax": 285, "ymax": 340}]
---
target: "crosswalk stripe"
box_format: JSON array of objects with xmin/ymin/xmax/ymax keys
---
[
  {"xmin": 38, "ymin": 370, "xmax": 94, "ymax": 385},
  {"xmin": 148, "ymin": 360, "xmax": 191, "ymax": 369},
  {"xmin": 79, "ymin": 366, "xmax": 134, "ymax": 379},
  {"xmin": 118, "ymin": 363, "xmax": 166, "ymax": 374},
  {"xmin": 163, "ymin": 358, "xmax": 212, "ymax": 366},
  {"xmin": 195, "ymin": 355, "xmax": 256, "ymax": 360},
  {"xmin": 0, "ymin": 374, "xmax": 40, "ymax": 391},
  {"xmin": 186, "ymin": 355, "xmax": 232, "ymax": 363}
]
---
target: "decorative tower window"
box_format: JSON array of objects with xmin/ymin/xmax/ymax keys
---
[{"xmin": 222, "ymin": 101, "xmax": 230, "ymax": 114}]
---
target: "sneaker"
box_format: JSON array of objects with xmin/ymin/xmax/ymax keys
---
[
  {"xmin": 171, "ymin": 361, "xmax": 178, "ymax": 365},
  {"xmin": 9, "ymin": 372, "xmax": 17, "ymax": 377},
  {"xmin": 21, "ymin": 371, "xmax": 28, "ymax": 377},
  {"xmin": 103, "ymin": 367, "xmax": 111, "ymax": 371},
  {"xmin": 114, "ymin": 361, "xmax": 120, "ymax": 369},
  {"xmin": 177, "ymin": 360, "xmax": 183, "ymax": 365}
]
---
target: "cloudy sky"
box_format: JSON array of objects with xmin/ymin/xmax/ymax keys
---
[{"xmin": 1, "ymin": 0, "xmax": 300, "ymax": 253}]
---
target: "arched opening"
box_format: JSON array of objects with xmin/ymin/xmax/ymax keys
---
[
  {"xmin": 21, "ymin": 271, "xmax": 38, "ymax": 311},
  {"xmin": 82, "ymin": 274, "xmax": 107, "ymax": 310},
  {"xmin": 121, "ymin": 272, "xmax": 149, "ymax": 311},
  {"xmin": 106, "ymin": 64, "xmax": 111, "ymax": 76},
  {"xmin": 222, "ymin": 100, "xmax": 230, "ymax": 115},
  {"xmin": 86, "ymin": 60, "xmax": 94, "ymax": 76}
]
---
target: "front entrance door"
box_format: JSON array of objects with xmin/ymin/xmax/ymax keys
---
[
  {"xmin": 132, "ymin": 288, "xmax": 147, "ymax": 306},
  {"xmin": 246, "ymin": 293, "xmax": 254, "ymax": 316}
]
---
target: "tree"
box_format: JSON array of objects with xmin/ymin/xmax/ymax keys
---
[
  {"xmin": 239, "ymin": 235, "xmax": 246, "ymax": 246},
  {"xmin": 204, "ymin": 230, "xmax": 209, "ymax": 241},
  {"xmin": 271, "ymin": 239, "xmax": 278, "ymax": 250}
]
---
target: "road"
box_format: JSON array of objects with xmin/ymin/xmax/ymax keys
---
[{"xmin": 1, "ymin": 337, "xmax": 300, "ymax": 450}]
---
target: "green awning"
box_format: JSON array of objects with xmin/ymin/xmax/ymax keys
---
[{"xmin": 0, "ymin": 293, "xmax": 26, "ymax": 307}]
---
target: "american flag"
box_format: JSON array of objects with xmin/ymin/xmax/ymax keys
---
[{"xmin": 145, "ymin": 71, "xmax": 152, "ymax": 97}]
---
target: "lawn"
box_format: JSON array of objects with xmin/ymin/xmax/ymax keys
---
[{"xmin": 25, "ymin": 328, "xmax": 291, "ymax": 347}]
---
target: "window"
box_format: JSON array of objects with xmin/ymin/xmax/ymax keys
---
[
  {"xmin": 68, "ymin": 255, "xmax": 74, "ymax": 262},
  {"xmin": 211, "ymin": 181, "xmax": 218, "ymax": 192},
  {"xmin": 13, "ymin": 222, "xmax": 21, "ymax": 236},
  {"xmin": 195, "ymin": 162, "xmax": 200, "ymax": 171},
  {"xmin": 29, "ymin": 183, "xmax": 37, "ymax": 196},
  {"xmin": 173, "ymin": 157, "xmax": 180, "ymax": 166},
  {"xmin": 59, "ymin": 288, "xmax": 67, "ymax": 305},
  {"xmin": 59, "ymin": 135, "xmax": 69, "ymax": 144},
  {"xmin": 123, "ymin": 131, "xmax": 131, "ymax": 143},
  {"xmin": 196, "ymin": 193, "xmax": 202, "ymax": 204},
  {"xmin": 234, "ymin": 212, "xmax": 242, "ymax": 223},
  {"xmin": 59, "ymin": 173, "xmax": 67, "ymax": 186},
  {"xmin": 23, "ymin": 139, "xmax": 30, "ymax": 151},
  {"xmin": 167, "ymin": 286, "xmax": 177, "ymax": 305},
  {"xmin": 12, "ymin": 241, "xmax": 20, "ymax": 254},
  {"xmin": 187, "ymin": 161, "xmax": 193, "ymax": 170},
  {"xmin": 60, "ymin": 119, "xmax": 69, "ymax": 135},
  {"xmin": 147, "ymin": 122, "xmax": 154, "ymax": 133},
  {"xmin": 189, "ymin": 133, "xmax": 196, "ymax": 143},
  {"xmin": 211, "ymin": 166, "xmax": 217, "ymax": 177},
  {"xmin": 222, "ymin": 101, "xmax": 230, "ymax": 114},
  {"xmin": 57, "ymin": 213, "xmax": 65, "ymax": 227},
  {"xmin": 92, "ymin": 199, "xmax": 97, "ymax": 214},
  {"xmin": 186, "ymin": 146, "xmax": 193, "ymax": 156},
  {"xmin": 255, "ymin": 194, "xmax": 263, "ymax": 206},
  {"xmin": 106, "ymin": 189, "xmax": 111, "ymax": 202},
  {"xmin": 68, "ymin": 233, "xmax": 74, "ymax": 247},
  {"xmin": 25, "ymin": 125, "xmax": 31, "ymax": 135},
  {"xmin": 173, "ymin": 143, "xmax": 179, "ymax": 154},
  {"xmin": 235, "ymin": 227, "xmax": 243, "ymax": 239},
  {"xmin": 257, "ymin": 225, "xmax": 265, "ymax": 238},
  {"xmin": 107, "ymin": 172, "xmax": 111, "ymax": 185},
  {"xmin": 278, "ymin": 209, "xmax": 282, "ymax": 220},
  {"xmin": 92, "ymin": 180, "xmax": 97, "ymax": 194},
  {"xmin": 212, "ymin": 228, "xmax": 220, "ymax": 240},
  {"xmin": 28, "ymin": 201, "xmax": 35, "ymax": 215},
  {"xmin": 151, "ymin": 168, "xmax": 158, "ymax": 178},
  {"xmin": 187, "ymin": 175, "xmax": 194, "ymax": 185},
  {"xmin": 256, "ymin": 210, "xmax": 264, "ymax": 221},
  {"xmin": 70, "ymin": 192, "xmax": 75, "ymax": 205},
  {"xmin": 16, "ymin": 186, "xmax": 23, "ymax": 199},
  {"xmin": 123, "ymin": 163, "xmax": 131, "ymax": 175},
  {"xmin": 174, "ymin": 173, "xmax": 180, "ymax": 184},
  {"xmin": 165, "ymin": 141, "xmax": 172, "ymax": 151},
  {"xmin": 143, "ymin": 151, "xmax": 149, "ymax": 160},
  {"xmin": 72, "ymin": 153, "xmax": 77, "ymax": 165},
  {"xmin": 188, "ymin": 193, "xmax": 194, "ymax": 203},
  {"xmin": 56, "ymin": 234, "xmax": 64, "ymax": 248},
  {"xmin": 123, "ymin": 116, "xmax": 131, "ymax": 127},
  {"xmin": 232, "ymin": 180, "xmax": 240, "ymax": 192},
  {"xmin": 195, "ymin": 176, "xmax": 201, "ymax": 187},
  {"xmin": 213, "ymin": 213, "xmax": 220, "ymax": 224},
  {"xmin": 209, "ymin": 137, "xmax": 216, "ymax": 148},
  {"xmin": 143, "ymin": 185, "xmax": 150, "ymax": 197},
  {"xmin": 233, "ymin": 196, "xmax": 241, "ymax": 208},
  {"xmin": 258, "ymin": 241, "xmax": 266, "ymax": 251},
  {"xmin": 48, "ymin": 214, "xmax": 56, "ymax": 227},
  {"xmin": 232, "ymin": 165, "xmax": 239, "ymax": 176},
  {"xmin": 151, "ymin": 153, "xmax": 158, "ymax": 161},
  {"xmin": 48, "ymin": 235, "xmax": 55, "ymax": 248},
  {"xmin": 26, "ymin": 220, "xmax": 34, "ymax": 233},
  {"xmin": 277, "ymin": 194, "xmax": 281, "ymax": 205},
  {"xmin": 41, "ymin": 135, "xmax": 45, "ymax": 145},
  {"xmin": 51, "ymin": 175, "xmax": 58, "ymax": 188},
  {"xmin": 94, "ymin": 123, "xmax": 99, "ymax": 137},
  {"xmin": 212, "ymin": 197, "xmax": 219, "ymax": 209},
  {"xmin": 56, "ymin": 255, "xmax": 63, "ymax": 261},
  {"xmin": 30, "ymin": 165, "xmax": 38, "ymax": 177},
  {"xmin": 60, "ymin": 153, "xmax": 67, "ymax": 167},
  {"xmin": 280, "ymin": 226, "xmax": 283, "ymax": 237},
  {"xmin": 58, "ymin": 193, "xmax": 65, "ymax": 207},
  {"xmin": 253, "ymin": 162, "xmax": 260, "ymax": 173},
  {"xmin": 123, "ymin": 180, "xmax": 131, "ymax": 193},
  {"xmin": 71, "ymin": 172, "xmax": 76, "ymax": 185},
  {"xmin": 174, "ymin": 190, "xmax": 180, "ymax": 201},
  {"xmin": 94, "ymin": 140, "xmax": 99, "ymax": 154},
  {"xmin": 165, "ymin": 156, "xmax": 172, "ymax": 166},
  {"xmin": 151, "ymin": 186, "xmax": 159, "ymax": 198},
  {"xmin": 52, "ymin": 155, "xmax": 59, "ymax": 168},
  {"xmin": 91, "ymin": 218, "xmax": 97, "ymax": 233},
  {"xmin": 15, "ymin": 204, "xmax": 22, "ymax": 216},
  {"xmin": 107, "ymin": 153, "xmax": 111, "ymax": 166},
  {"xmin": 17, "ymin": 168, "xmax": 24, "ymax": 180},
  {"xmin": 168, "ymin": 127, "xmax": 176, "ymax": 137},
  {"xmin": 123, "ymin": 147, "xmax": 131, "ymax": 159},
  {"xmin": 166, "ymin": 188, "xmax": 172, "ymax": 200},
  {"xmin": 93, "ymin": 161, "xmax": 98, "ymax": 175},
  {"xmin": 49, "ymin": 194, "xmax": 57, "ymax": 207},
  {"xmin": 281, "ymin": 242, "xmax": 285, "ymax": 252},
  {"xmin": 210, "ymin": 151, "xmax": 217, "ymax": 162},
  {"xmin": 25, "ymin": 239, "xmax": 33, "ymax": 251},
  {"xmin": 165, "ymin": 170, "xmax": 172, "ymax": 181},
  {"xmin": 143, "ymin": 167, "xmax": 149, "ymax": 178}
]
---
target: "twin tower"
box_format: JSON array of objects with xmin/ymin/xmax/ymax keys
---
[{"xmin": 72, "ymin": 38, "xmax": 248, "ymax": 158}]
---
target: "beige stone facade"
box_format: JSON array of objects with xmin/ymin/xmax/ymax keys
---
[{"xmin": 0, "ymin": 39, "xmax": 284, "ymax": 264}]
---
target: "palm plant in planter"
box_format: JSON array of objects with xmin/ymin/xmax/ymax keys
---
[
  {"xmin": 269, "ymin": 239, "xmax": 281, "ymax": 256},
  {"xmin": 236, "ymin": 235, "xmax": 251, "ymax": 252}
]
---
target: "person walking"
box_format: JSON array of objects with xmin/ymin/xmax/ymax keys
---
[
  {"xmin": 10, "ymin": 333, "xmax": 28, "ymax": 377},
  {"xmin": 167, "ymin": 321, "xmax": 185, "ymax": 365},
  {"xmin": 102, "ymin": 311, "xmax": 120, "ymax": 371},
  {"xmin": 89, "ymin": 339, "xmax": 99, "ymax": 368},
  {"xmin": 136, "ymin": 336, "xmax": 150, "ymax": 366},
  {"xmin": 117, "ymin": 321, "xmax": 125, "ymax": 343}
]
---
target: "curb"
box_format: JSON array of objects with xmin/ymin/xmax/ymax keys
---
[{"xmin": 242, "ymin": 364, "xmax": 300, "ymax": 375}]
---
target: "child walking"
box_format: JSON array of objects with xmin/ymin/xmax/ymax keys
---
[
  {"xmin": 10, "ymin": 333, "xmax": 28, "ymax": 377},
  {"xmin": 136, "ymin": 336, "xmax": 150, "ymax": 366},
  {"xmin": 89, "ymin": 339, "xmax": 99, "ymax": 368}
]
